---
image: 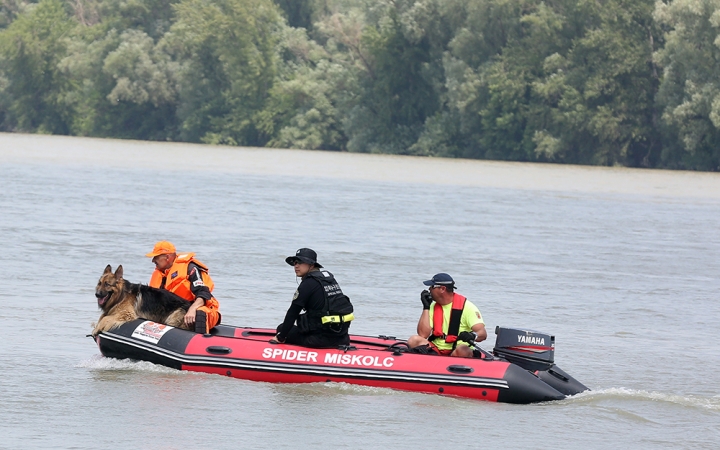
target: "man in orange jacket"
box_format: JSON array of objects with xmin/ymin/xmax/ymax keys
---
[{"xmin": 145, "ymin": 241, "xmax": 221, "ymax": 334}]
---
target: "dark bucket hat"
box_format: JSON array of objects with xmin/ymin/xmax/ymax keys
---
[{"xmin": 285, "ymin": 248, "xmax": 323, "ymax": 268}]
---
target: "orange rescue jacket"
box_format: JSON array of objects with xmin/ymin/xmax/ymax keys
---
[{"xmin": 149, "ymin": 253, "xmax": 217, "ymax": 307}]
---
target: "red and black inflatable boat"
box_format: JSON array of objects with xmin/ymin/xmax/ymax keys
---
[{"xmin": 93, "ymin": 320, "xmax": 588, "ymax": 404}]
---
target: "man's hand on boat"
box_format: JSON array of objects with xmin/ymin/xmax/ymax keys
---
[{"xmin": 458, "ymin": 331, "xmax": 478, "ymax": 344}]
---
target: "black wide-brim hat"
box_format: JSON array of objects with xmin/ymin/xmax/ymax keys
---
[{"xmin": 285, "ymin": 248, "xmax": 323, "ymax": 268}]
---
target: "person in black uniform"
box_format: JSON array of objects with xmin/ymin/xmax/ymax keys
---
[{"xmin": 270, "ymin": 248, "xmax": 354, "ymax": 348}]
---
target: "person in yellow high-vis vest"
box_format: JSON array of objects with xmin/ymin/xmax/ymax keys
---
[
  {"xmin": 407, "ymin": 273, "xmax": 486, "ymax": 357},
  {"xmin": 146, "ymin": 241, "xmax": 221, "ymax": 334}
]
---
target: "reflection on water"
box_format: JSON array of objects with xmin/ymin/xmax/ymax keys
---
[{"xmin": 1, "ymin": 133, "xmax": 719, "ymax": 449}]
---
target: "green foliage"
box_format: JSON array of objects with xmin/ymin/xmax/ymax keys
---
[
  {"xmin": 0, "ymin": 1, "xmax": 33, "ymax": 30},
  {"xmin": 94, "ymin": 0, "xmax": 181, "ymax": 39},
  {"xmin": 432, "ymin": 0, "xmax": 661, "ymax": 166},
  {"xmin": 273, "ymin": 0, "xmax": 314, "ymax": 29},
  {"xmin": 346, "ymin": 3, "xmax": 439, "ymax": 154},
  {"xmin": 257, "ymin": 27, "xmax": 347, "ymax": 150},
  {"xmin": 167, "ymin": 0, "xmax": 282, "ymax": 145},
  {"xmin": 0, "ymin": 0, "xmax": 719, "ymax": 170},
  {"xmin": 60, "ymin": 27, "xmax": 180, "ymax": 139},
  {"xmin": 0, "ymin": 0, "xmax": 74, "ymax": 133},
  {"xmin": 654, "ymin": 0, "xmax": 720, "ymax": 170},
  {"xmin": 532, "ymin": 0, "xmax": 661, "ymax": 167}
]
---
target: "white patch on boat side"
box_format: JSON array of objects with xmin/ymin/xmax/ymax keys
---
[{"xmin": 132, "ymin": 320, "xmax": 173, "ymax": 344}]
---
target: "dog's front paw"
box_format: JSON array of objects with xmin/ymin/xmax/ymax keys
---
[{"xmin": 91, "ymin": 321, "xmax": 106, "ymax": 337}]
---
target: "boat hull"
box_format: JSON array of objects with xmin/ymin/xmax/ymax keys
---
[{"xmin": 96, "ymin": 319, "xmax": 568, "ymax": 404}]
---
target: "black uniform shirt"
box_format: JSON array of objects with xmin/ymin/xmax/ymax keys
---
[{"xmin": 277, "ymin": 275, "xmax": 325, "ymax": 340}]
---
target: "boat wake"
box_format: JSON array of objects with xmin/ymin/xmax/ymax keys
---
[
  {"xmin": 76, "ymin": 354, "xmax": 184, "ymax": 375},
  {"xmin": 563, "ymin": 387, "xmax": 720, "ymax": 411}
]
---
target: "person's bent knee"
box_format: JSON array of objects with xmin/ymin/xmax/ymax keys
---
[
  {"xmin": 407, "ymin": 335, "xmax": 429, "ymax": 348},
  {"xmin": 198, "ymin": 307, "xmax": 220, "ymax": 330},
  {"xmin": 452, "ymin": 345, "xmax": 473, "ymax": 358}
]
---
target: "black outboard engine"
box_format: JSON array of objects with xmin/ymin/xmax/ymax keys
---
[{"xmin": 493, "ymin": 326, "xmax": 555, "ymax": 372}]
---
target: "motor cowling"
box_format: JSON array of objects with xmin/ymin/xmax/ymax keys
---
[{"xmin": 493, "ymin": 326, "xmax": 555, "ymax": 372}]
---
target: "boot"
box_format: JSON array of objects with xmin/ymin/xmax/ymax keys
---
[{"xmin": 194, "ymin": 310, "xmax": 208, "ymax": 334}]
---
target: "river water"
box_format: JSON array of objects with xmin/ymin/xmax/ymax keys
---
[{"xmin": 1, "ymin": 133, "xmax": 719, "ymax": 449}]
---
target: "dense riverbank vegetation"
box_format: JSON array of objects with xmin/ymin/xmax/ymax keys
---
[{"xmin": 1, "ymin": 0, "xmax": 719, "ymax": 170}]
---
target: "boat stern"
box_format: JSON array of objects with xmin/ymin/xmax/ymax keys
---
[{"xmin": 498, "ymin": 363, "xmax": 565, "ymax": 404}]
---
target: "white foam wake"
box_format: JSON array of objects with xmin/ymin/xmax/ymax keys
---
[
  {"xmin": 565, "ymin": 387, "xmax": 720, "ymax": 411},
  {"xmin": 76, "ymin": 354, "xmax": 185, "ymax": 375}
]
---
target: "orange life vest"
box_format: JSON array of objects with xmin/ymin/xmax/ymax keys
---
[
  {"xmin": 430, "ymin": 293, "xmax": 467, "ymax": 344},
  {"xmin": 149, "ymin": 253, "xmax": 215, "ymax": 302}
]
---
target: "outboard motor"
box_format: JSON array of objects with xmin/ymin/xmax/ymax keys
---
[{"xmin": 493, "ymin": 326, "xmax": 555, "ymax": 372}]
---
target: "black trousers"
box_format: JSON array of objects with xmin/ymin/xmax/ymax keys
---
[{"xmin": 279, "ymin": 325, "xmax": 350, "ymax": 348}]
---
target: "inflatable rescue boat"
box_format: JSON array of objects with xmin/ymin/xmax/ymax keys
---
[{"xmin": 93, "ymin": 320, "xmax": 588, "ymax": 404}]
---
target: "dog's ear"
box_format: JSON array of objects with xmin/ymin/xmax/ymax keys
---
[
  {"xmin": 114, "ymin": 265, "xmax": 123, "ymax": 280},
  {"xmin": 104, "ymin": 264, "xmax": 112, "ymax": 274}
]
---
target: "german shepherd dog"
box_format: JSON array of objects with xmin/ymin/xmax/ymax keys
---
[{"xmin": 92, "ymin": 265, "xmax": 191, "ymax": 336}]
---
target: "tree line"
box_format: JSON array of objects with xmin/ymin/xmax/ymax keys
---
[{"xmin": 1, "ymin": 0, "xmax": 719, "ymax": 170}]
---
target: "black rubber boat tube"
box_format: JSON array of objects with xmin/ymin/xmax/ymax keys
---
[
  {"xmin": 497, "ymin": 364, "xmax": 565, "ymax": 404},
  {"xmin": 536, "ymin": 365, "xmax": 589, "ymax": 396}
]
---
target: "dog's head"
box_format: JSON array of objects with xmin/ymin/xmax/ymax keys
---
[{"xmin": 95, "ymin": 265, "xmax": 125, "ymax": 311}]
